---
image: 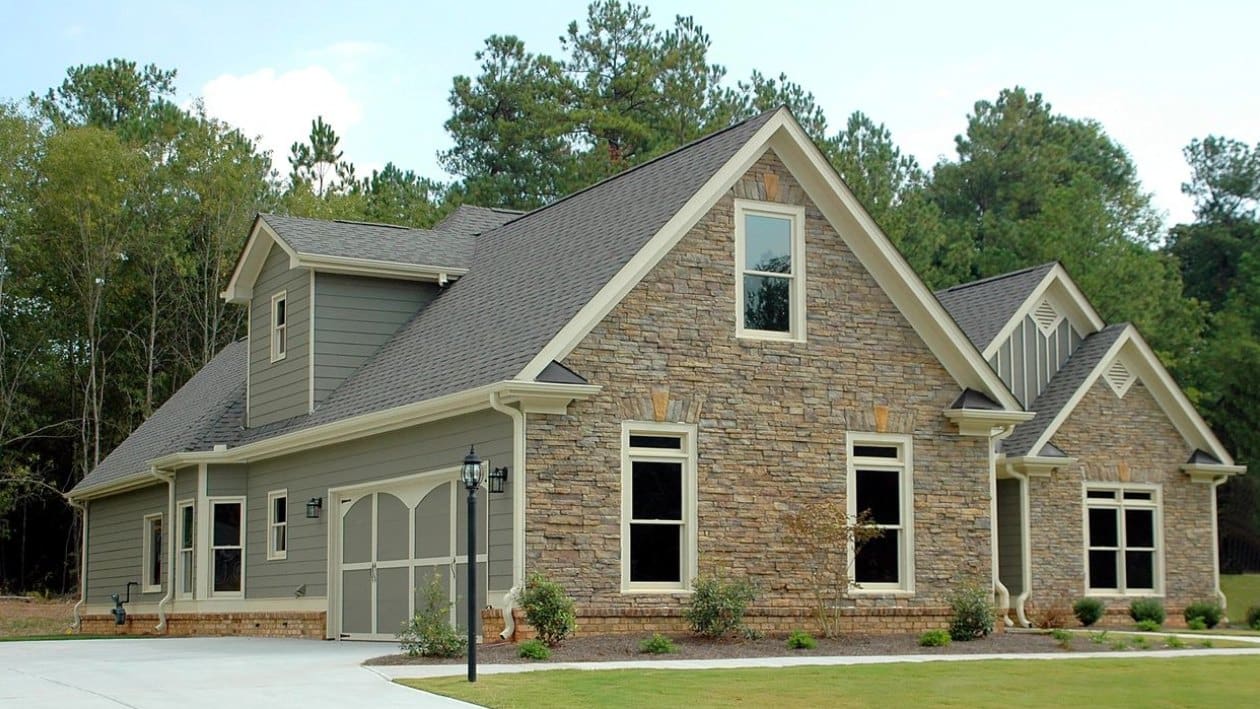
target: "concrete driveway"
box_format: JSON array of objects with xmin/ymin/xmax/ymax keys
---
[{"xmin": 0, "ymin": 637, "xmax": 472, "ymax": 708}]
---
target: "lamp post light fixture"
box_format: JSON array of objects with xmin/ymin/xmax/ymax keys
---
[{"xmin": 460, "ymin": 445, "xmax": 484, "ymax": 683}]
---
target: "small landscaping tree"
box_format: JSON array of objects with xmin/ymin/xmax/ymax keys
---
[
  {"xmin": 783, "ymin": 502, "xmax": 883, "ymax": 638},
  {"xmin": 397, "ymin": 576, "xmax": 467, "ymax": 658},
  {"xmin": 949, "ymin": 585, "xmax": 996, "ymax": 641},
  {"xmin": 684, "ymin": 574, "xmax": 756, "ymax": 638},
  {"xmin": 520, "ymin": 572, "xmax": 576, "ymax": 647}
]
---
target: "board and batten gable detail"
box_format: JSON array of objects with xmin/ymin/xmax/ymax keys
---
[
  {"xmin": 525, "ymin": 150, "xmax": 993, "ymax": 620},
  {"xmin": 987, "ymin": 310, "xmax": 1084, "ymax": 408},
  {"xmin": 312, "ymin": 273, "xmax": 438, "ymax": 407},
  {"xmin": 249, "ymin": 242, "xmax": 311, "ymax": 427}
]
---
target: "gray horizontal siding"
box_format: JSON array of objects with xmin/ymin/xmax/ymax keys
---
[
  {"xmin": 207, "ymin": 464, "xmax": 247, "ymax": 497},
  {"xmin": 312, "ymin": 274, "xmax": 436, "ymax": 405},
  {"xmin": 243, "ymin": 409, "xmax": 513, "ymax": 599},
  {"xmin": 249, "ymin": 242, "xmax": 311, "ymax": 426},
  {"xmin": 86, "ymin": 483, "xmax": 169, "ymax": 604},
  {"xmin": 996, "ymin": 478, "xmax": 1023, "ymax": 596},
  {"xmin": 174, "ymin": 468, "xmax": 197, "ymax": 501}
]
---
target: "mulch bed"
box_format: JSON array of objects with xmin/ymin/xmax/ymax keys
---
[{"xmin": 364, "ymin": 629, "xmax": 1204, "ymax": 666}]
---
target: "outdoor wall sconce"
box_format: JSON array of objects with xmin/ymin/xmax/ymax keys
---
[
  {"xmin": 488, "ymin": 466, "xmax": 509, "ymax": 494},
  {"xmin": 305, "ymin": 497, "xmax": 323, "ymax": 519}
]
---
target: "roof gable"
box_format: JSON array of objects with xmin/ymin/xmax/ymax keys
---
[{"xmin": 935, "ymin": 263, "xmax": 1057, "ymax": 352}]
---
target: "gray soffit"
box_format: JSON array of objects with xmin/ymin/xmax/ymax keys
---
[
  {"xmin": 949, "ymin": 388, "xmax": 1004, "ymax": 411},
  {"xmin": 536, "ymin": 361, "xmax": 588, "ymax": 385},
  {"xmin": 260, "ymin": 214, "xmax": 474, "ymax": 270},
  {"xmin": 1003, "ymin": 324, "xmax": 1128, "ymax": 456},
  {"xmin": 70, "ymin": 341, "xmax": 248, "ymax": 494},
  {"xmin": 935, "ymin": 263, "xmax": 1058, "ymax": 352},
  {"xmin": 1187, "ymin": 449, "xmax": 1223, "ymax": 465}
]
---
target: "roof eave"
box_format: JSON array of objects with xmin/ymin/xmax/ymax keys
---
[
  {"xmin": 943, "ymin": 408, "xmax": 1036, "ymax": 437},
  {"xmin": 1181, "ymin": 463, "xmax": 1246, "ymax": 483}
]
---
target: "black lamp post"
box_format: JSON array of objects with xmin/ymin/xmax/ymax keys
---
[{"xmin": 460, "ymin": 445, "xmax": 484, "ymax": 683}]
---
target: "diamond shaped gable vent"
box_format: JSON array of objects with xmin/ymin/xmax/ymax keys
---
[
  {"xmin": 1033, "ymin": 299, "xmax": 1060, "ymax": 335},
  {"xmin": 1103, "ymin": 359, "xmax": 1135, "ymax": 397}
]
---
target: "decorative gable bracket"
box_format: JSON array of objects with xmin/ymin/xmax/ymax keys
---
[
  {"xmin": 1181, "ymin": 462, "xmax": 1246, "ymax": 484},
  {"xmin": 499, "ymin": 381, "xmax": 602, "ymax": 415},
  {"xmin": 1004, "ymin": 455, "xmax": 1077, "ymax": 478},
  {"xmin": 943, "ymin": 408, "xmax": 1035, "ymax": 438}
]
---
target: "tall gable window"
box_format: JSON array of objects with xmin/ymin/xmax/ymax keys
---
[
  {"xmin": 1085, "ymin": 485, "xmax": 1162, "ymax": 595},
  {"xmin": 270, "ymin": 291, "xmax": 287, "ymax": 362},
  {"xmin": 621, "ymin": 422, "xmax": 698, "ymax": 592},
  {"xmin": 846, "ymin": 433, "xmax": 914, "ymax": 593},
  {"xmin": 267, "ymin": 489, "xmax": 288, "ymax": 560},
  {"xmin": 734, "ymin": 199, "xmax": 806, "ymax": 341}
]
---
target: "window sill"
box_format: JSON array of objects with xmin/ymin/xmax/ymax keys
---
[
  {"xmin": 140, "ymin": 585, "xmax": 162, "ymax": 594},
  {"xmin": 1086, "ymin": 591, "xmax": 1163, "ymax": 598},
  {"xmin": 620, "ymin": 587, "xmax": 693, "ymax": 596},
  {"xmin": 736, "ymin": 331, "xmax": 805, "ymax": 345},
  {"xmin": 266, "ymin": 552, "xmax": 287, "ymax": 561},
  {"xmin": 848, "ymin": 588, "xmax": 914, "ymax": 597}
]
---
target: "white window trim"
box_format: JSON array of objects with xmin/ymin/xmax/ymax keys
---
[
  {"xmin": 141, "ymin": 513, "xmax": 164, "ymax": 594},
  {"xmin": 270, "ymin": 291, "xmax": 287, "ymax": 363},
  {"xmin": 620, "ymin": 421, "xmax": 698, "ymax": 593},
  {"xmin": 734, "ymin": 199, "xmax": 807, "ymax": 342},
  {"xmin": 267, "ymin": 489, "xmax": 288, "ymax": 561},
  {"xmin": 176, "ymin": 500, "xmax": 195, "ymax": 600},
  {"xmin": 1082, "ymin": 482, "xmax": 1164, "ymax": 597},
  {"xmin": 846, "ymin": 432, "xmax": 915, "ymax": 595},
  {"xmin": 208, "ymin": 496, "xmax": 247, "ymax": 599}
]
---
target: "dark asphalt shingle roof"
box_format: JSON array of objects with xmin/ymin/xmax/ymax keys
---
[
  {"xmin": 433, "ymin": 205, "xmax": 521, "ymax": 237},
  {"xmin": 1003, "ymin": 324, "xmax": 1128, "ymax": 456},
  {"xmin": 935, "ymin": 263, "xmax": 1057, "ymax": 352},
  {"xmin": 70, "ymin": 341, "xmax": 248, "ymax": 493},
  {"xmin": 260, "ymin": 214, "xmax": 475, "ymax": 270}
]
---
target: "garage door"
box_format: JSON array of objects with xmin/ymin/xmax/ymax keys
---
[{"xmin": 335, "ymin": 474, "xmax": 487, "ymax": 640}]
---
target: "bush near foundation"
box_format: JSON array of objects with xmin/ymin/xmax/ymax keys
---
[
  {"xmin": 397, "ymin": 576, "xmax": 467, "ymax": 658},
  {"xmin": 1072, "ymin": 598, "xmax": 1104, "ymax": 627},
  {"xmin": 684, "ymin": 575, "xmax": 756, "ymax": 639},
  {"xmin": 1128, "ymin": 599, "xmax": 1166, "ymax": 625},
  {"xmin": 520, "ymin": 572, "xmax": 576, "ymax": 647},
  {"xmin": 949, "ymin": 585, "xmax": 996, "ymax": 641},
  {"xmin": 1182, "ymin": 601, "xmax": 1223, "ymax": 629}
]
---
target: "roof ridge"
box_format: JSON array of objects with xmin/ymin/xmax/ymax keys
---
[
  {"xmin": 936, "ymin": 261, "xmax": 1058, "ymax": 294},
  {"xmin": 496, "ymin": 107, "xmax": 781, "ymax": 226}
]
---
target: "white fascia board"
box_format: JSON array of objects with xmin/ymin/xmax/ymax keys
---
[
  {"xmin": 1006, "ymin": 454, "xmax": 1078, "ymax": 478},
  {"xmin": 294, "ymin": 253, "xmax": 468, "ymax": 283},
  {"xmin": 981, "ymin": 264, "xmax": 1107, "ymax": 360},
  {"xmin": 943, "ymin": 408, "xmax": 1036, "ymax": 437},
  {"xmin": 1181, "ymin": 463, "xmax": 1246, "ymax": 482},
  {"xmin": 221, "ymin": 219, "xmax": 288, "ymax": 303}
]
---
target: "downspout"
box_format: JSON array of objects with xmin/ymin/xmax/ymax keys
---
[
  {"xmin": 988, "ymin": 430, "xmax": 1012, "ymax": 627},
  {"xmin": 1211, "ymin": 475, "xmax": 1228, "ymax": 613},
  {"xmin": 1006, "ymin": 465, "xmax": 1033, "ymax": 627},
  {"xmin": 150, "ymin": 466, "xmax": 176, "ymax": 632},
  {"xmin": 68, "ymin": 498, "xmax": 88, "ymax": 630},
  {"xmin": 489, "ymin": 391, "xmax": 525, "ymax": 640}
]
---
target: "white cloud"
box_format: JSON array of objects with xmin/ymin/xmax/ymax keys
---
[{"xmin": 199, "ymin": 66, "xmax": 363, "ymax": 166}]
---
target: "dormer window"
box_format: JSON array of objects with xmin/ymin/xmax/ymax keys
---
[
  {"xmin": 734, "ymin": 200, "xmax": 806, "ymax": 341},
  {"xmin": 270, "ymin": 291, "xmax": 287, "ymax": 362}
]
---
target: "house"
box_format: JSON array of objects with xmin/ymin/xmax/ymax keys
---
[{"xmin": 68, "ymin": 108, "xmax": 1243, "ymax": 639}]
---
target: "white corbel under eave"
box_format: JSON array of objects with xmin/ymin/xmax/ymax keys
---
[
  {"xmin": 498, "ymin": 381, "xmax": 602, "ymax": 415},
  {"xmin": 1182, "ymin": 463, "xmax": 1246, "ymax": 484},
  {"xmin": 943, "ymin": 408, "xmax": 1035, "ymax": 438},
  {"xmin": 1005, "ymin": 455, "xmax": 1078, "ymax": 478}
]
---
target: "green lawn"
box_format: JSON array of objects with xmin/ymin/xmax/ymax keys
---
[
  {"xmin": 1222, "ymin": 574, "xmax": 1260, "ymax": 626},
  {"xmin": 400, "ymin": 657, "xmax": 1260, "ymax": 708}
]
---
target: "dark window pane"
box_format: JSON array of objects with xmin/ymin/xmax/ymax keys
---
[
  {"xmin": 1088, "ymin": 507, "xmax": 1117, "ymax": 547},
  {"xmin": 1123, "ymin": 490, "xmax": 1153, "ymax": 501},
  {"xmin": 274, "ymin": 526, "xmax": 287, "ymax": 553},
  {"xmin": 632, "ymin": 461, "xmax": 682, "ymax": 520},
  {"xmin": 629, "ymin": 524, "xmax": 681, "ymax": 583},
  {"xmin": 1125, "ymin": 508, "xmax": 1155, "ymax": 548},
  {"xmin": 1086, "ymin": 489, "xmax": 1116, "ymax": 499},
  {"xmin": 150, "ymin": 520, "xmax": 162, "ymax": 585},
  {"xmin": 213, "ymin": 549, "xmax": 242, "ymax": 592},
  {"xmin": 629, "ymin": 435, "xmax": 682, "ymax": 449},
  {"xmin": 275, "ymin": 298, "xmax": 286, "ymax": 325},
  {"xmin": 743, "ymin": 275, "xmax": 791, "ymax": 332},
  {"xmin": 1089, "ymin": 549, "xmax": 1118, "ymax": 589},
  {"xmin": 853, "ymin": 445, "xmax": 899, "ymax": 459},
  {"xmin": 744, "ymin": 214, "xmax": 792, "ymax": 272},
  {"xmin": 274, "ymin": 496, "xmax": 286, "ymax": 524},
  {"xmin": 1125, "ymin": 551, "xmax": 1155, "ymax": 590},
  {"xmin": 856, "ymin": 469, "xmax": 900, "ymax": 525},
  {"xmin": 181, "ymin": 507, "xmax": 194, "ymax": 548},
  {"xmin": 855, "ymin": 531, "xmax": 899, "ymax": 584},
  {"xmin": 213, "ymin": 503, "xmax": 241, "ymax": 547}
]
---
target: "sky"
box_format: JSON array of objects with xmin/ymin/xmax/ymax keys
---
[{"xmin": 2, "ymin": 0, "xmax": 1257, "ymax": 226}]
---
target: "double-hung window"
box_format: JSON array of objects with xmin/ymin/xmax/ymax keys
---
[
  {"xmin": 270, "ymin": 291, "xmax": 287, "ymax": 362},
  {"xmin": 847, "ymin": 433, "xmax": 914, "ymax": 593},
  {"xmin": 1085, "ymin": 485, "xmax": 1161, "ymax": 595},
  {"xmin": 177, "ymin": 501, "xmax": 194, "ymax": 599},
  {"xmin": 734, "ymin": 200, "xmax": 806, "ymax": 341},
  {"xmin": 621, "ymin": 423, "xmax": 698, "ymax": 591},
  {"xmin": 267, "ymin": 490, "xmax": 288, "ymax": 560},
  {"xmin": 210, "ymin": 498, "xmax": 245, "ymax": 596},
  {"xmin": 141, "ymin": 513, "xmax": 163, "ymax": 593}
]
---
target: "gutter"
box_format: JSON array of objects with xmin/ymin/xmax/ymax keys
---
[
  {"xmin": 150, "ymin": 466, "xmax": 176, "ymax": 632},
  {"xmin": 1211, "ymin": 475, "xmax": 1229, "ymax": 613},
  {"xmin": 988, "ymin": 425, "xmax": 1016, "ymax": 627},
  {"xmin": 488, "ymin": 391, "xmax": 526, "ymax": 641},
  {"xmin": 68, "ymin": 498, "xmax": 88, "ymax": 631},
  {"xmin": 1004, "ymin": 465, "xmax": 1033, "ymax": 627}
]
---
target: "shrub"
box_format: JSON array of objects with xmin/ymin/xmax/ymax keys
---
[
  {"xmin": 1183, "ymin": 601, "xmax": 1223, "ymax": 629},
  {"xmin": 918, "ymin": 629, "xmax": 951, "ymax": 647},
  {"xmin": 1200, "ymin": 639, "xmax": 1214, "ymax": 649},
  {"xmin": 1187, "ymin": 617, "xmax": 1207, "ymax": 631},
  {"xmin": 1088, "ymin": 630, "xmax": 1109, "ymax": 645},
  {"xmin": 949, "ymin": 585, "xmax": 996, "ymax": 641},
  {"xmin": 1050, "ymin": 628, "xmax": 1072, "ymax": 649},
  {"xmin": 1072, "ymin": 598, "xmax": 1105, "ymax": 627},
  {"xmin": 1136, "ymin": 619, "xmax": 1162, "ymax": 632},
  {"xmin": 1165, "ymin": 635, "xmax": 1186, "ymax": 649},
  {"xmin": 783, "ymin": 502, "xmax": 883, "ymax": 638},
  {"xmin": 1246, "ymin": 605, "xmax": 1260, "ymax": 630},
  {"xmin": 786, "ymin": 630, "xmax": 817, "ymax": 650},
  {"xmin": 1128, "ymin": 598, "xmax": 1165, "ymax": 625},
  {"xmin": 684, "ymin": 575, "xmax": 756, "ymax": 639},
  {"xmin": 519, "ymin": 572, "xmax": 576, "ymax": 647},
  {"xmin": 741, "ymin": 626, "xmax": 765, "ymax": 641},
  {"xmin": 517, "ymin": 639, "xmax": 550, "ymax": 660},
  {"xmin": 638, "ymin": 633, "xmax": 677, "ymax": 655},
  {"xmin": 1109, "ymin": 637, "xmax": 1129, "ymax": 651},
  {"xmin": 397, "ymin": 576, "xmax": 467, "ymax": 658},
  {"xmin": 1033, "ymin": 605, "xmax": 1070, "ymax": 629},
  {"xmin": 1131, "ymin": 635, "xmax": 1151, "ymax": 650}
]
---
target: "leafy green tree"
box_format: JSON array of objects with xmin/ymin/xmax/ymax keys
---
[
  {"xmin": 354, "ymin": 163, "xmax": 446, "ymax": 227},
  {"xmin": 32, "ymin": 58, "xmax": 176, "ymax": 131},
  {"xmin": 289, "ymin": 116, "xmax": 355, "ymax": 197}
]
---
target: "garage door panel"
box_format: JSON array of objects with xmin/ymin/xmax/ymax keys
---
[
  {"xmin": 376, "ymin": 567, "xmax": 410, "ymax": 637},
  {"xmin": 342, "ymin": 569, "xmax": 372, "ymax": 635},
  {"xmin": 376, "ymin": 493, "xmax": 410, "ymax": 562},
  {"xmin": 415, "ymin": 483, "xmax": 450, "ymax": 558},
  {"xmin": 455, "ymin": 492, "xmax": 488, "ymax": 556},
  {"xmin": 454, "ymin": 562, "xmax": 486, "ymax": 632},
  {"xmin": 413, "ymin": 565, "xmax": 450, "ymax": 614},
  {"xmin": 342, "ymin": 497, "xmax": 372, "ymax": 565}
]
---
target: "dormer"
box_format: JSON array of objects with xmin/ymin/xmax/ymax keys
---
[{"xmin": 223, "ymin": 209, "xmax": 518, "ymax": 427}]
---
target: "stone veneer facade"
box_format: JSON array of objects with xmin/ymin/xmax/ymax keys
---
[
  {"xmin": 523, "ymin": 149, "xmax": 993, "ymax": 635},
  {"xmin": 1025, "ymin": 379, "xmax": 1218, "ymax": 625}
]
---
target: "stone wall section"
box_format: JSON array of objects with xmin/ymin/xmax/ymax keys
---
[
  {"xmin": 1027, "ymin": 378, "xmax": 1217, "ymax": 618},
  {"xmin": 524, "ymin": 149, "xmax": 992, "ymax": 634}
]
